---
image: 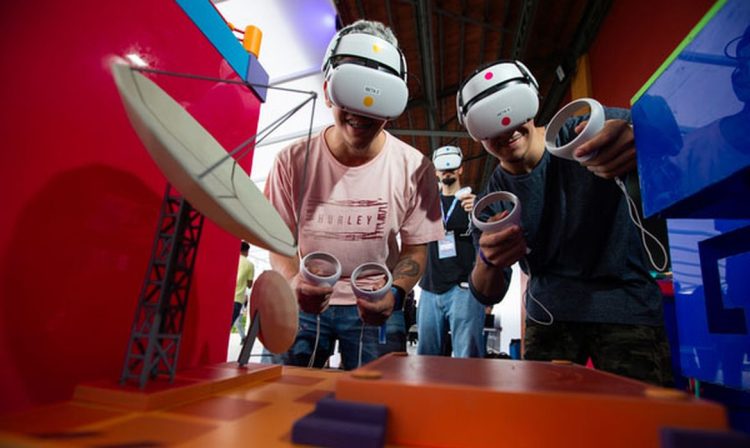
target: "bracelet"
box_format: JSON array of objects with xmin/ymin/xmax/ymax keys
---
[
  {"xmin": 390, "ymin": 285, "xmax": 406, "ymax": 311},
  {"xmin": 478, "ymin": 249, "xmax": 496, "ymax": 268}
]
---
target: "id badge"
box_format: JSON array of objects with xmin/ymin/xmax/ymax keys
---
[{"xmin": 438, "ymin": 231, "xmax": 457, "ymax": 259}]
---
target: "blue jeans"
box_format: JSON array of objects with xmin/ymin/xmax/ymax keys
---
[
  {"xmin": 273, "ymin": 305, "xmax": 380, "ymax": 370},
  {"xmin": 231, "ymin": 301, "xmax": 246, "ymax": 339},
  {"xmin": 417, "ymin": 285, "xmax": 486, "ymax": 358}
]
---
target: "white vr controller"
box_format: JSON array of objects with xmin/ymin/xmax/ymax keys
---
[
  {"xmin": 350, "ymin": 262, "xmax": 393, "ymax": 302},
  {"xmin": 455, "ymin": 186, "xmax": 473, "ymax": 200},
  {"xmin": 471, "ymin": 191, "xmax": 522, "ymax": 233},
  {"xmin": 544, "ymin": 98, "xmax": 604, "ymax": 162},
  {"xmin": 300, "ymin": 251, "xmax": 342, "ymax": 287},
  {"xmin": 301, "ymin": 252, "xmax": 393, "ymax": 303}
]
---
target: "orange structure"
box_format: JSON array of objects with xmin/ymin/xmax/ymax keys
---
[
  {"xmin": 0, "ymin": 364, "xmax": 341, "ymax": 447},
  {"xmin": 336, "ymin": 354, "xmax": 727, "ymax": 448},
  {"xmin": 0, "ymin": 354, "xmax": 728, "ymax": 447}
]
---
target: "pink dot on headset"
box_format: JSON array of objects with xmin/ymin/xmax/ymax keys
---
[
  {"xmin": 501, "ymin": 116, "xmax": 511, "ymax": 126},
  {"xmin": 484, "ymin": 72, "xmax": 493, "ymax": 80}
]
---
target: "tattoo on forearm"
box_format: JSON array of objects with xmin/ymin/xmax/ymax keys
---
[{"xmin": 393, "ymin": 257, "xmax": 420, "ymax": 281}]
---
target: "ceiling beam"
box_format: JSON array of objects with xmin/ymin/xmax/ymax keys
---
[
  {"xmin": 435, "ymin": 7, "xmax": 511, "ymax": 34},
  {"xmin": 511, "ymin": 0, "xmax": 538, "ymax": 59},
  {"xmin": 415, "ymin": 0, "xmax": 440, "ymax": 150},
  {"xmin": 537, "ymin": 0, "xmax": 613, "ymax": 125},
  {"xmin": 496, "ymin": 0, "xmax": 512, "ymax": 59},
  {"xmin": 478, "ymin": 0, "xmax": 491, "ymax": 64},
  {"xmin": 437, "ymin": 1, "xmax": 446, "ymax": 130},
  {"xmin": 458, "ymin": 0, "xmax": 467, "ymax": 81}
]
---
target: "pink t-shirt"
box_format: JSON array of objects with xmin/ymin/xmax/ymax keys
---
[{"xmin": 264, "ymin": 127, "xmax": 444, "ymax": 305}]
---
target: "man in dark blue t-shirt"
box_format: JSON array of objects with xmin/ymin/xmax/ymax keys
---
[
  {"xmin": 460, "ymin": 60, "xmax": 672, "ymax": 386},
  {"xmin": 418, "ymin": 146, "xmax": 486, "ymax": 358}
]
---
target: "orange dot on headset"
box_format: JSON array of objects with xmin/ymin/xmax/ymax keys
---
[{"xmin": 363, "ymin": 96, "xmax": 374, "ymax": 107}]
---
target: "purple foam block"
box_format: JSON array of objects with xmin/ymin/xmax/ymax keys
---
[
  {"xmin": 291, "ymin": 415, "xmax": 385, "ymax": 448},
  {"xmin": 660, "ymin": 427, "xmax": 750, "ymax": 448},
  {"xmin": 314, "ymin": 397, "xmax": 388, "ymax": 426}
]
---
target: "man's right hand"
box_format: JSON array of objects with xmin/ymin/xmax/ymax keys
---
[
  {"xmin": 291, "ymin": 274, "xmax": 333, "ymax": 315},
  {"xmin": 477, "ymin": 211, "xmax": 527, "ymax": 268}
]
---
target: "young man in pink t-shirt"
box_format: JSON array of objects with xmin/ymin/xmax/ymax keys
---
[{"xmin": 264, "ymin": 20, "xmax": 443, "ymax": 370}]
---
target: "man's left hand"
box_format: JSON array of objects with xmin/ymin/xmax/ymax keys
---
[
  {"xmin": 356, "ymin": 290, "xmax": 395, "ymax": 326},
  {"xmin": 575, "ymin": 119, "xmax": 636, "ymax": 179},
  {"xmin": 460, "ymin": 193, "xmax": 476, "ymax": 212}
]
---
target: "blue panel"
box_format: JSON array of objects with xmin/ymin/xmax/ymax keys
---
[
  {"xmin": 246, "ymin": 53, "xmax": 269, "ymax": 102},
  {"xmin": 632, "ymin": 0, "xmax": 750, "ymax": 218},
  {"xmin": 668, "ymin": 219, "xmax": 750, "ymax": 390},
  {"xmin": 176, "ymin": 0, "xmax": 269, "ymax": 102}
]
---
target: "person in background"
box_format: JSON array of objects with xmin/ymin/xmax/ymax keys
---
[
  {"xmin": 264, "ymin": 19, "xmax": 443, "ymax": 370},
  {"xmin": 232, "ymin": 241, "xmax": 254, "ymax": 339},
  {"xmin": 417, "ymin": 146, "xmax": 485, "ymax": 358},
  {"xmin": 463, "ymin": 60, "xmax": 672, "ymax": 386}
]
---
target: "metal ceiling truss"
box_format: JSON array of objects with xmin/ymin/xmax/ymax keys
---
[
  {"xmin": 537, "ymin": 0, "xmax": 613, "ymax": 124},
  {"xmin": 415, "ymin": 0, "xmax": 440, "ymax": 152},
  {"xmin": 333, "ymin": 0, "xmax": 609, "ymax": 191}
]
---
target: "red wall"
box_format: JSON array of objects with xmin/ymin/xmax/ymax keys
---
[
  {"xmin": 588, "ymin": 0, "xmax": 716, "ymax": 107},
  {"xmin": 0, "ymin": 1, "xmax": 261, "ymax": 413}
]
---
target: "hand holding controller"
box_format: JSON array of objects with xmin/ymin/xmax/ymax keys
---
[
  {"xmin": 544, "ymin": 98, "xmax": 604, "ymax": 162},
  {"xmin": 472, "ymin": 191, "xmax": 522, "ymax": 234},
  {"xmin": 455, "ymin": 186, "xmax": 472, "ymax": 200},
  {"xmin": 455, "ymin": 186, "xmax": 476, "ymax": 212},
  {"xmin": 301, "ymin": 251, "xmax": 342, "ymax": 286},
  {"xmin": 351, "ymin": 263, "xmax": 394, "ymax": 341},
  {"xmin": 296, "ymin": 252, "xmax": 341, "ymax": 314},
  {"xmin": 473, "ymin": 192, "xmax": 528, "ymax": 268}
]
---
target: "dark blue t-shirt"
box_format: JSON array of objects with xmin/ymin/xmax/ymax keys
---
[{"xmin": 472, "ymin": 108, "xmax": 663, "ymax": 326}]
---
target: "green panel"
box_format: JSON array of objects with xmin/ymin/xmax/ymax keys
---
[{"xmin": 630, "ymin": 0, "xmax": 728, "ymax": 105}]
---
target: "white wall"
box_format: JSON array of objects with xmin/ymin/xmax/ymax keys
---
[{"xmin": 217, "ymin": 0, "xmax": 337, "ymax": 272}]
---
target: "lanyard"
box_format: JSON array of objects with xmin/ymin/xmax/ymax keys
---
[{"xmin": 440, "ymin": 196, "xmax": 460, "ymax": 226}]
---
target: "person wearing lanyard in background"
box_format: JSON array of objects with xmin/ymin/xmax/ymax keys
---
[{"xmin": 417, "ymin": 146, "xmax": 486, "ymax": 357}]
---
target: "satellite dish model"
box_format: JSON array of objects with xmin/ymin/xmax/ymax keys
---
[
  {"xmin": 110, "ymin": 62, "xmax": 297, "ymax": 257},
  {"xmin": 237, "ymin": 270, "xmax": 298, "ymax": 365}
]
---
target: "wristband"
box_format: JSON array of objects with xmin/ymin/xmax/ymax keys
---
[
  {"xmin": 390, "ymin": 285, "xmax": 406, "ymax": 311},
  {"xmin": 478, "ymin": 249, "xmax": 495, "ymax": 268}
]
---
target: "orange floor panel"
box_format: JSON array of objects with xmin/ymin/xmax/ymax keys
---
[
  {"xmin": 0, "ymin": 357, "xmax": 729, "ymax": 447},
  {"xmin": 0, "ymin": 364, "xmax": 341, "ymax": 447},
  {"xmin": 73, "ymin": 362, "xmax": 280, "ymax": 411},
  {"xmin": 336, "ymin": 354, "xmax": 728, "ymax": 448}
]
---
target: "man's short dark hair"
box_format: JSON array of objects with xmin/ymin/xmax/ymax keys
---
[{"xmin": 240, "ymin": 241, "xmax": 250, "ymax": 252}]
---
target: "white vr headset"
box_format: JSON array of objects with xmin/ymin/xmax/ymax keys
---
[
  {"xmin": 456, "ymin": 60, "xmax": 539, "ymax": 140},
  {"xmin": 432, "ymin": 145, "xmax": 463, "ymax": 171},
  {"xmin": 322, "ymin": 32, "xmax": 408, "ymax": 121}
]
